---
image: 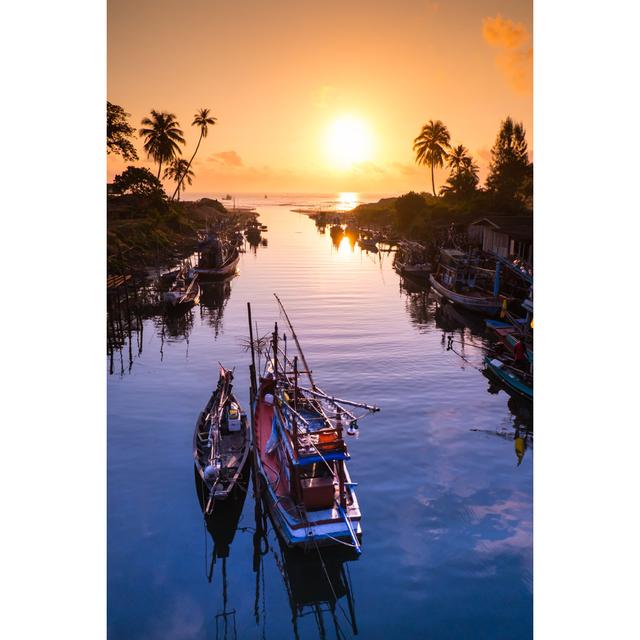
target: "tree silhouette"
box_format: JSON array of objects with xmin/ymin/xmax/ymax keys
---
[
  {"xmin": 486, "ymin": 117, "xmax": 530, "ymax": 205},
  {"xmin": 113, "ymin": 166, "xmax": 165, "ymax": 197},
  {"xmin": 171, "ymin": 108, "xmax": 217, "ymax": 200},
  {"xmin": 107, "ymin": 102, "xmax": 138, "ymax": 161},
  {"xmin": 413, "ymin": 120, "xmax": 451, "ymax": 196},
  {"xmin": 164, "ymin": 159, "xmax": 194, "ymax": 201},
  {"xmin": 139, "ymin": 111, "xmax": 185, "ymax": 179},
  {"xmin": 440, "ymin": 145, "xmax": 479, "ymax": 196}
]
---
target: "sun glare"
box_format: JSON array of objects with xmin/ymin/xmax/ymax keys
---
[{"xmin": 325, "ymin": 116, "xmax": 373, "ymax": 169}]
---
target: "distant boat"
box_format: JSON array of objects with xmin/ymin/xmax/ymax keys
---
[
  {"xmin": 249, "ymin": 296, "xmax": 379, "ymax": 552},
  {"xmin": 484, "ymin": 356, "xmax": 533, "ymax": 401},
  {"xmin": 194, "ymin": 367, "xmax": 251, "ymax": 514},
  {"xmin": 163, "ymin": 272, "xmax": 200, "ymax": 311},
  {"xmin": 223, "ymin": 194, "xmax": 232, "ymax": 200}
]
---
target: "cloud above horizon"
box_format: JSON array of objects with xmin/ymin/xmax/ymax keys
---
[
  {"xmin": 207, "ymin": 150, "xmax": 243, "ymax": 167},
  {"xmin": 482, "ymin": 14, "xmax": 532, "ymax": 96}
]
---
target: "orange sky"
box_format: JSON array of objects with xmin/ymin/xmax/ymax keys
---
[{"xmin": 107, "ymin": 0, "xmax": 532, "ymax": 195}]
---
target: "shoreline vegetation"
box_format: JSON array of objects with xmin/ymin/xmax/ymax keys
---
[
  {"xmin": 299, "ymin": 117, "xmax": 532, "ymax": 254},
  {"xmin": 107, "ymin": 103, "xmax": 531, "ymax": 275},
  {"xmin": 107, "ymin": 102, "xmax": 257, "ymax": 276}
]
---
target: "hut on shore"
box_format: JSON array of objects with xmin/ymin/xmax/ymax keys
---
[{"xmin": 467, "ymin": 216, "xmax": 533, "ymax": 263}]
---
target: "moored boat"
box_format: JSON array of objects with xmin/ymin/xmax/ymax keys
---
[
  {"xmin": 193, "ymin": 367, "xmax": 251, "ymax": 514},
  {"xmin": 484, "ymin": 356, "xmax": 533, "ymax": 401},
  {"xmin": 394, "ymin": 241, "xmax": 431, "ymax": 278},
  {"xmin": 163, "ymin": 271, "xmax": 200, "ymax": 311},
  {"xmin": 191, "ymin": 232, "xmax": 240, "ymax": 280},
  {"xmin": 429, "ymin": 249, "xmax": 502, "ymax": 316},
  {"xmin": 248, "ymin": 297, "xmax": 379, "ymax": 553}
]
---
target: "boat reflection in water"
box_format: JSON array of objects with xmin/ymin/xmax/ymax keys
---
[
  {"xmin": 195, "ymin": 463, "xmax": 250, "ymax": 640},
  {"xmin": 252, "ymin": 491, "xmax": 359, "ymax": 640},
  {"xmin": 434, "ymin": 296, "xmax": 487, "ymax": 335},
  {"xmin": 199, "ymin": 277, "xmax": 235, "ymax": 337}
]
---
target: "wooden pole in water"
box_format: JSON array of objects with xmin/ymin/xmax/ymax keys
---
[{"xmin": 247, "ymin": 302, "xmax": 257, "ymax": 393}]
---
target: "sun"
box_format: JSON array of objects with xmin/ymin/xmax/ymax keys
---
[{"xmin": 325, "ymin": 116, "xmax": 373, "ymax": 169}]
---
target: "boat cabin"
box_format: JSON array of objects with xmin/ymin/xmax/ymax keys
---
[{"xmin": 273, "ymin": 388, "xmax": 352, "ymax": 513}]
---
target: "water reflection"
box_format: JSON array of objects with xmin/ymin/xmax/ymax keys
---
[
  {"xmin": 107, "ymin": 280, "xmax": 161, "ymax": 375},
  {"xmin": 336, "ymin": 192, "xmax": 358, "ymax": 212},
  {"xmin": 195, "ymin": 466, "xmax": 250, "ymax": 640},
  {"xmin": 199, "ymin": 278, "xmax": 235, "ymax": 337},
  {"xmin": 252, "ymin": 490, "xmax": 359, "ymax": 640}
]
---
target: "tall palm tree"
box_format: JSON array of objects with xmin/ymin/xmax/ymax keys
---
[
  {"xmin": 139, "ymin": 111, "xmax": 185, "ymax": 179},
  {"xmin": 413, "ymin": 120, "xmax": 451, "ymax": 196},
  {"xmin": 164, "ymin": 159, "xmax": 194, "ymax": 201},
  {"xmin": 172, "ymin": 108, "xmax": 217, "ymax": 200}
]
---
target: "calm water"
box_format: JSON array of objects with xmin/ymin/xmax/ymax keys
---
[{"xmin": 108, "ymin": 194, "xmax": 533, "ymax": 640}]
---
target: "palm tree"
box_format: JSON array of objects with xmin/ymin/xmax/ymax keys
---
[
  {"xmin": 447, "ymin": 145, "xmax": 471, "ymax": 176},
  {"xmin": 139, "ymin": 111, "xmax": 185, "ymax": 179},
  {"xmin": 440, "ymin": 144, "xmax": 479, "ymax": 197},
  {"xmin": 413, "ymin": 120, "xmax": 451, "ymax": 196},
  {"xmin": 172, "ymin": 108, "xmax": 217, "ymax": 200},
  {"xmin": 164, "ymin": 159, "xmax": 194, "ymax": 201}
]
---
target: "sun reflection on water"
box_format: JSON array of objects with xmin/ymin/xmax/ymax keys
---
[
  {"xmin": 336, "ymin": 192, "xmax": 358, "ymax": 212},
  {"xmin": 337, "ymin": 235, "xmax": 353, "ymax": 257}
]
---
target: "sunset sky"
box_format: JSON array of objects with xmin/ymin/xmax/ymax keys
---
[{"xmin": 107, "ymin": 0, "xmax": 532, "ymax": 195}]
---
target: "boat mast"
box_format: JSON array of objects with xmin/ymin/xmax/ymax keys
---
[{"xmin": 274, "ymin": 293, "xmax": 315, "ymax": 388}]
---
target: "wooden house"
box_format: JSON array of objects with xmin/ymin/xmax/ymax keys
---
[{"xmin": 467, "ymin": 216, "xmax": 533, "ymax": 263}]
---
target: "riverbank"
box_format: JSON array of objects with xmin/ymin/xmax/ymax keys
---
[
  {"xmin": 300, "ymin": 191, "xmax": 532, "ymax": 246},
  {"xmin": 107, "ymin": 195, "xmax": 257, "ymax": 276}
]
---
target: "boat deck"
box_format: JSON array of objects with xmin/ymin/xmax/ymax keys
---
[{"xmin": 254, "ymin": 396, "xmax": 360, "ymax": 531}]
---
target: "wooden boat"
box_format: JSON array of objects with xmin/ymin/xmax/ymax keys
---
[
  {"xmin": 193, "ymin": 367, "xmax": 251, "ymax": 514},
  {"xmin": 429, "ymin": 249, "xmax": 501, "ymax": 315},
  {"xmin": 484, "ymin": 356, "xmax": 533, "ymax": 401},
  {"xmin": 358, "ymin": 236, "xmax": 378, "ymax": 252},
  {"xmin": 192, "ymin": 246, "xmax": 240, "ymax": 280},
  {"xmin": 163, "ymin": 272, "xmax": 200, "ymax": 311},
  {"xmin": 159, "ymin": 266, "xmax": 181, "ymax": 283},
  {"xmin": 394, "ymin": 241, "xmax": 431, "ymax": 278},
  {"xmin": 248, "ymin": 297, "xmax": 379, "ymax": 553}
]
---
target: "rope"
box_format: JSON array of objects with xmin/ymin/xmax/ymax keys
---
[{"xmin": 311, "ymin": 536, "xmax": 356, "ymax": 638}]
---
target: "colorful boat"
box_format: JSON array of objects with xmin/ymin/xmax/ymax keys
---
[
  {"xmin": 484, "ymin": 356, "xmax": 533, "ymax": 401},
  {"xmin": 248, "ymin": 297, "xmax": 379, "ymax": 553},
  {"xmin": 193, "ymin": 367, "xmax": 251, "ymax": 514}
]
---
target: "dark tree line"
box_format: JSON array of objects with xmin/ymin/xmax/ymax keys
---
[{"xmin": 413, "ymin": 116, "xmax": 532, "ymax": 210}]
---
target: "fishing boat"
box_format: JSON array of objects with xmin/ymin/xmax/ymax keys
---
[
  {"xmin": 195, "ymin": 465, "xmax": 249, "ymax": 636},
  {"xmin": 248, "ymin": 297, "xmax": 379, "ymax": 553},
  {"xmin": 394, "ymin": 241, "xmax": 431, "ymax": 278},
  {"xmin": 193, "ymin": 367, "xmax": 251, "ymax": 514},
  {"xmin": 358, "ymin": 236, "xmax": 378, "ymax": 252},
  {"xmin": 429, "ymin": 249, "xmax": 502, "ymax": 316},
  {"xmin": 484, "ymin": 356, "xmax": 533, "ymax": 401},
  {"xmin": 191, "ymin": 232, "xmax": 240, "ymax": 280},
  {"xmin": 159, "ymin": 266, "xmax": 181, "ymax": 283},
  {"xmin": 162, "ymin": 272, "xmax": 200, "ymax": 311}
]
